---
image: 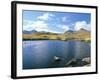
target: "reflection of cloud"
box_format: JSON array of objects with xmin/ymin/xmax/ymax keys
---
[
  {"xmin": 37, "ymin": 13, "xmax": 54, "ymax": 21},
  {"xmin": 74, "ymin": 21, "xmax": 90, "ymax": 31}
]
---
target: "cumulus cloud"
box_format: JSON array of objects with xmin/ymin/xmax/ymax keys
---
[
  {"xmin": 23, "ymin": 20, "xmax": 48, "ymax": 31},
  {"xmin": 74, "ymin": 21, "xmax": 91, "ymax": 31},
  {"xmin": 23, "ymin": 20, "xmax": 33, "ymax": 26},
  {"xmin": 58, "ymin": 24, "xmax": 69, "ymax": 32},
  {"xmin": 62, "ymin": 25, "xmax": 69, "ymax": 32},
  {"xmin": 62, "ymin": 16, "xmax": 68, "ymax": 22},
  {"xmin": 32, "ymin": 21, "xmax": 48, "ymax": 31},
  {"xmin": 23, "ymin": 20, "xmax": 62, "ymax": 33},
  {"xmin": 37, "ymin": 13, "xmax": 54, "ymax": 21}
]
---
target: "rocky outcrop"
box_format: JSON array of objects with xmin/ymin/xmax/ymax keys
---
[
  {"xmin": 65, "ymin": 57, "xmax": 91, "ymax": 67},
  {"xmin": 82, "ymin": 57, "xmax": 90, "ymax": 63}
]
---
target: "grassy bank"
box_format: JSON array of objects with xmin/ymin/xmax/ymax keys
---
[{"xmin": 23, "ymin": 32, "xmax": 91, "ymax": 42}]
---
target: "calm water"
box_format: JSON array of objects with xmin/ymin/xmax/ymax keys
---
[{"xmin": 23, "ymin": 40, "xmax": 90, "ymax": 69}]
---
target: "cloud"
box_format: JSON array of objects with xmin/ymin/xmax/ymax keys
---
[
  {"xmin": 23, "ymin": 20, "xmax": 62, "ymax": 33},
  {"xmin": 32, "ymin": 21, "xmax": 48, "ymax": 31},
  {"xmin": 62, "ymin": 16, "xmax": 68, "ymax": 22},
  {"xmin": 23, "ymin": 20, "xmax": 34, "ymax": 31},
  {"xmin": 74, "ymin": 21, "xmax": 91, "ymax": 31},
  {"xmin": 23, "ymin": 20, "xmax": 48, "ymax": 31},
  {"xmin": 37, "ymin": 13, "xmax": 54, "ymax": 21},
  {"xmin": 62, "ymin": 25, "xmax": 69, "ymax": 32},
  {"xmin": 58, "ymin": 24, "xmax": 69, "ymax": 32},
  {"xmin": 23, "ymin": 20, "xmax": 33, "ymax": 26}
]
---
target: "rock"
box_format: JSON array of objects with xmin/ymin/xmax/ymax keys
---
[
  {"xmin": 66, "ymin": 58, "xmax": 76, "ymax": 66},
  {"xmin": 54, "ymin": 56, "xmax": 61, "ymax": 61},
  {"xmin": 84, "ymin": 64, "xmax": 91, "ymax": 66},
  {"xmin": 82, "ymin": 57, "xmax": 90, "ymax": 63}
]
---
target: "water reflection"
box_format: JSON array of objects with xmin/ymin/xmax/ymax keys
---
[{"xmin": 23, "ymin": 40, "xmax": 90, "ymax": 69}]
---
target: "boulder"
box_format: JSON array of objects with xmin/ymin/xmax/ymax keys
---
[{"xmin": 82, "ymin": 57, "xmax": 90, "ymax": 63}]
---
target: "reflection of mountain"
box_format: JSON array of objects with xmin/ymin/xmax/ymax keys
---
[{"xmin": 23, "ymin": 28, "xmax": 90, "ymax": 41}]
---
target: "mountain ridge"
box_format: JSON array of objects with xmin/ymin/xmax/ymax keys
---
[
  {"xmin": 23, "ymin": 30, "xmax": 37, "ymax": 34},
  {"xmin": 23, "ymin": 28, "xmax": 90, "ymax": 41}
]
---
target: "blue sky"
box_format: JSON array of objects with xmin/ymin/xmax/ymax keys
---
[{"xmin": 23, "ymin": 10, "xmax": 91, "ymax": 33}]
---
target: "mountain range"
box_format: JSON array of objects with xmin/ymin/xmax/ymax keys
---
[
  {"xmin": 23, "ymin": 30, "xmax": 37, "ymax": 34},
  {"xmin": 64, "ymin": 28, "xmax": 89, "ymax": 33},
  {"xmin": 63, "ymin": 28, "xmax": 90, "ymax": 40},
  {"xmin": 23, "ymin": 28, "xmax": 90, "ymax": 34},
  {"xmin": 23, "ymin": 28, "xmax": 90, "ymax": 41}
]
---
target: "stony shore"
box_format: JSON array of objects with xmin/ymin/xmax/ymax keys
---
[{"xmin": 65, "ymin": 57, "xmax": 91, "ymax": 67}]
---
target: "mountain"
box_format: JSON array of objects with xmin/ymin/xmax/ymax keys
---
[
  {"xmin": 64, "ymin": 30, "xmax": 74, "ymax": 34},
  {"xmin": 64, "ymin": 28, "xmax": 90, "ymax": 34},
  {"xmin": 23, "ymin": 28, "xmax": 90, "ymax": 41},
  {"xmin": 75, "ymin": 28, "xmax": 90, "ymax": 34},
  {"xmin": 63, "ymin": 28, "xmax": 90, "ymax": 40},
  {"xmin": 23, "ymin": 30, "xmax": 37, "ymax": 34},
  {"xmin": 77, "ymin": 28, "xmax": 89, "ymax": 32},
  {"xmin": 73, "ymin": 28, "xmax": 90, "ymax": 40}
]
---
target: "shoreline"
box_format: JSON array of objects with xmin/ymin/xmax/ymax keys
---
[
  {"xmin": 23, "ymin": 39, "xmax": 91, "ymax": 44},
  {"xmin": 65, "ymin": 57, "xmax": 91, "ymax": 67}
]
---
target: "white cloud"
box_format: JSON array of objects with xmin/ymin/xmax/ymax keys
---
[
  {"xmin": 23, "ymin": 20, "xmax": 33, "ymax": 26},
  {"xmin": 32, "ymin": 21, "xmax": 48, "ymax": 31},
  {"xmin": 58, "ymin": 24, "xmax": 69, "ymax": 32},
  {"xmin": 23, "ymin": 20, "xmax": 34, "ymax": 31},
  {"xmin": 62, "ymin": 16, "xmax": 68, "ymax": 22},
  {"xmin": 74, "ymin": 21, "xmax": 91, "ymax": 31},
  {"xmin": 45, "ymin": 29, "xmax": 62, "ymax": 33},
  {"xmin": 23, "ymin": 20, "xmax": 48, "ymax": 31},
  {"xmin": 32, "ymin": 21, "xmax": 47, "ymax": 28},
  {"xmin": 37, "ymin": 13, "xmax": 54, "ymax": 21},
  {"xmin": 62, "ymin": 25, "xmax": 69, "ymax": 32},
  {"xmin": 23, "ymin": 20, "xmax": 62, "ymax": 33}
]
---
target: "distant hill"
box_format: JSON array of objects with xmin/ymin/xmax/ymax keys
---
[
  {"xmin": 23, "ymin": 28, "xmax": 91, "ymax": 41},
  {"xmin": 74, "ymin": 28, "xmax": 90, "ymax": 35},
  {"xmin": 23, "ymin": 30, "xmax": 58, "ymax": 35},
  {"xmin": 23, "ymin": 30, "xmax": 37, "ymax": 34},
  {"xmin": 76, "ymin": 28, "xmax": 89, "ymax": 32},
  {"xmin": 63, "ymin": 28, "xmax": 90, "ymax": 40},
  {"xmin": 64, "ymin": 30, "xmax": 74, "ymax": 34}
]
